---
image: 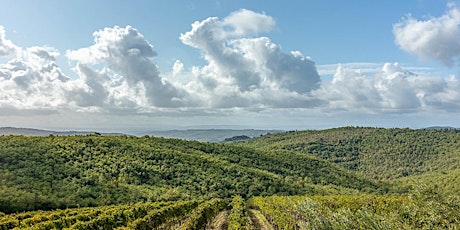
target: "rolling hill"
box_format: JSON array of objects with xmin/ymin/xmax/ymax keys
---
[
  {"xmin": 238, "ymin": 127, "xmax": 460, "ymax": 180},
  {"xmin": 0, "ymin": 134, "xmax": 384, "ymax": 213}
]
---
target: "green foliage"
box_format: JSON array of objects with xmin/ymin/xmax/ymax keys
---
[
  {"xmin": 397, "ymin": 168, "xmax": 460, "ymax": 197},
  {"xmin": 401, "ymin": 182, "xmax": 460, "ymax": 229},
  {"xmin": 296, "ymin": 199, "xmax": 391, "ymax": 230},
  {"xmin": 240, "ymin": 127, "xmax": 460, "ymax": 180},
  {"xmin": 227, "ymin": 195, "xmax": 248, "ymax": 230},
  {"xmin": 248, "ymin": 195, "xmax": 301, "ymax": 229},
  {"xmin": 185, "ymin": 141, "xmax": 387, "ymax": 193},
  {"xmin": 70, "ymin": 201, "xmax": 175, "ymax": 230},
  {"xmin": 178, "ymin": 198, "xmax": 226, "ymax": 230},
  {"xmin": 127, "ymin": 200, "xmax": 198, "ymax": 230},
  {"xmin": 1, "ymin": 126, "xmax": 460, "ymax": 228},
  {"xmin": 0, "ymin": 134, "xmax": 382, "ymax": 213},
  {"xmin": 0, "ymin": 200, "xmax": 217, "ymax": 230},
  {"xmin": 249, "ymin": 191, "xmax": 460, "ymax": 229},
  {"xmin": 0, "ymin": 201, "xmax": 173, "ymax": 229}
]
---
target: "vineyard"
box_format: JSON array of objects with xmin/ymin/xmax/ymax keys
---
[
  {"xmin": 2, "ymin": 189, "xmax": 460, "ymax": 229},
  {"xmin": 0, "ymin": 199, "xmax": 222, "ymax": 230},
  {"xmin": 246, "ymin": 189, "xmax": 460, "ymax": 229}
]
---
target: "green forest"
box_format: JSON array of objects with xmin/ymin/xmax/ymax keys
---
[{"xmin": 1, "ymin": 127, "xmax": 459, "ymax": 229}]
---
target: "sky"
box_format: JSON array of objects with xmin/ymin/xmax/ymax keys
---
[{"xmin": 0, "ymin": 0, "xmax": 460, "ymax": 132}]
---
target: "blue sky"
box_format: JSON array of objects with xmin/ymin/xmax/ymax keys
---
[
  {"xmin": 0, "ymin": 1, "xmax": 450, "ymax": 69},
  {"xmin": 0, "ymin": 0, "xmax": 459, "ymax": 132}
]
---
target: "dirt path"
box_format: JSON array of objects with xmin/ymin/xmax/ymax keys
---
[
  {"xmin": 248, "ymin": 209, "xmax": 274, "ymax": 230},
  {"xmin": 206, "ymin": 210, "xmax": 229, "ymax": 230}
]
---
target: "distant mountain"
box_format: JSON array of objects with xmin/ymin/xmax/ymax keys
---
[
  {"xmin": 424, "ymin": 126, "xmax": 458, "ymax": 130},
  {"xmin": 140, "ymin": 129, "xmax": 282, "ymax": 142},
  {"xmin": 0, "ymin": 127, "xmax": 282, "ymax": 142},
  {"xmin": 0, "ymin": 127, "xmax": 125, "ymax": 136}
]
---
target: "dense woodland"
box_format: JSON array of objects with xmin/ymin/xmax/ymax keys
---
[
  {"xmin": 239, "ymin": 127, "xmax": 460, "ymax": 180},
  {"xmin": 1, "ymin": 127, "xmax": 459, "ymax": 229}
]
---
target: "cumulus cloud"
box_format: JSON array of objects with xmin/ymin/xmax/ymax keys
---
[
  {"xmin": 394, "ymin": 3, "xmax": 460, "ymax": 66},
  {"xmin": 313, "ymin": 63, "xmax": 460, "ymax": 112},
  {"xmin": 0, "ymin": 25, "xmax": 191, "ymax": 113},
  {"xmin": 0, "ymin": 42, "xmax": 71, "ymax": 111},
  {"xmin": 67, "ymin": 26, "xmax": 192, "ymax": 108},
  {"xmin": 180, "ymin": 9, "xmax": 321, "ymax": 108}
]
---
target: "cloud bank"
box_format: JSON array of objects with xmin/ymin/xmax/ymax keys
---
[
  {"xmin": 314, "ymin": 63, "xmax": 460, "ymax": 112},
  {"xmin": 0, "ymin": 8, "xmax": 459, "ymax": 119}
]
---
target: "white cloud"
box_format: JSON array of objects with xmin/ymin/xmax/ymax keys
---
[
  {"xmin": 172, "ymin": 60, "xmax": 184, "ymax": 76},
  {"xmin": 223, "ymin": 9, "xmax": 276, "ymax": 37},
  {"xmin": 0, "ymin": 41, "xmax": 70, "ymax": 111},
  {"xmin": 423, "ymin": 75, "xmax": 460, "ymax": 111},
  {"xmin": 0, "ymin": 26, "xmax": 161, "ymax": 113},
  {"xmin": 27, "ymin": 46, "xmax": 59, "ymax": 61},
  {"xmin": 67, "ymin": 26, "xmax": 195, "ymax": 108},
  {"xmin": 313, "ymin": 63, "xmax": 460, "ymax": 112},
  {"xmin": 317, "ymin": 63, "xmax": 389, "ymax": 77},
  {"xmin": 0, "ymin": 26, "xmax": 18, "ymax": 56},
  {"xmin": 393, "ymin": 3, "xmax": 460, "ymax": 66},
  {"xmin": 180, "ymin": 10, "xmax": 321, "ymax": 108}
]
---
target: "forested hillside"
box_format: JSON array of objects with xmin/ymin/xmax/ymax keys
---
[
  {"xmin": 396, "ymin": 168, "xmax": 460, "ymax": 197},
  {"xmin": 239, "ymin": 127, "xmax": 460, "ymax": 180},
  {"xmin": 0, "ymin": 134, "xmax": 383, "ymax": 213}
]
